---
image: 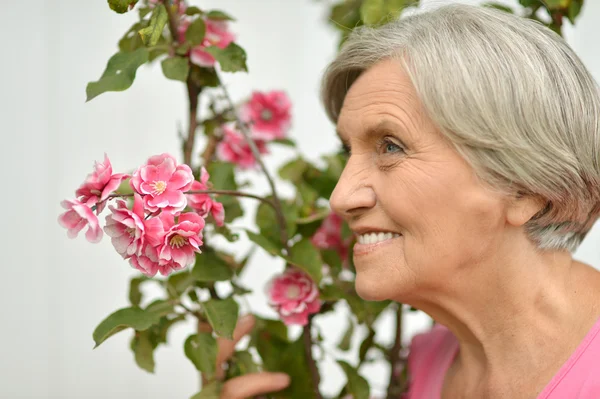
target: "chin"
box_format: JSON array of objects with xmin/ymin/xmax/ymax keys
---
[{"xmin": 354, "ymin": 271, "xmax": 393, "ymax": 301}]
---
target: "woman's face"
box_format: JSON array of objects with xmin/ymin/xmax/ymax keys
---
[{"xmin": 331, "ymin": 59, "xmax": 510, "ymax": 302}]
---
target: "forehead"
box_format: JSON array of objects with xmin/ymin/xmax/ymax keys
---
[{"xmin": 337, "ymin": 59, "xmax": 423, "ymax": 136}]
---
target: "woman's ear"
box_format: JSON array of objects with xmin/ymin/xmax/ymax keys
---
[{"xmin": 506, "ymin": 192, "xmax": 548, "ymax": 227}]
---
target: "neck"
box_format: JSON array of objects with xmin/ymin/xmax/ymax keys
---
[{"xmin": 404, "ymin": 236, "xmax": 600, "ymax": 394}]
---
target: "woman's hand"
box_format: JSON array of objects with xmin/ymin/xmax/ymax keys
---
[{"xmin": 217, "ymin": 314, "xmax": 291, "ymax": 399}]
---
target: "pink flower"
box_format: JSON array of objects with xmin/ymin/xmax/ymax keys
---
[
  {"xmin": 241, "ymin": 91, "xmax": 292, "ymax": 140},
  {"xmin": 266, "ymin": 269, "xmax": 321, "ymax": 326},
  {"xmin": 129, "ymin": 244, "xmax": 185, "ymax": 277},
  {"xmin": 130, "ymin": 153, "xmax": 194, "ymax": 213},
  {"xmin": 216, "ymin": 125, "xmax": 268, "ymax": 169},
  {"xmin": 104, "ymin": 194, "xmax": 163, "ymax": 259},
  {"xmin": 186, "ymin": 167, "xmax": 225, "ymax": 226},
  {"xmin": 75, "ymin": 154, "xmax": 128, "ymax": 214},
  {"xmin": 311, "ymin": 212, "xmax": 350, "ymax": 264},
  {"xmin": 157, "ymin": 212, "xmax": 205, "ymax": 269},
  {"xmin": 58, "ymin": 199, "xmax": 103, "ymax": 243},
  {"xmin": 178, "ymin": 18, "xmax": 235, "ymax": 67}
]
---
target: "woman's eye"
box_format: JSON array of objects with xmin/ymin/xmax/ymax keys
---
[{"xmin": 381, "ymin": 139, "xmax": 403, "ymax": 154}]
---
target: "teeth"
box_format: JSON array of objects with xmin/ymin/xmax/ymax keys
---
[{"xmin": 357, "ymin": 232, "xmax": 400, "ymax": 244}]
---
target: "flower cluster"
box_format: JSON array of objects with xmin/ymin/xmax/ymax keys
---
[
  {"xmin": 217, "ymin": 90, "xmax": 292, "ymax": 169},
  {"xmin": 58, "ymin": 153, "xmax": 225, "ymax": 277},
  {"xmin": 311, "ymin": 212, "xmax": 352, "ymax": 267},
  {"xmin": 266, "ymin": 268, "xmax": 321, "ymax": 326}
]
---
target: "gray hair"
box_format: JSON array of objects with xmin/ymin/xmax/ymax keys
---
[{"xmin": 321, "ymin": 3, "xmax": 600, "ymax": 253}]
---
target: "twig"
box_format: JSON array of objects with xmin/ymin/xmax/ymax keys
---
[
  {"xmin": 386, "ymin": 306, "xmax": 404, "ymax": 399},
  {"xmin": 184, "ymin": 79, "xmax": 201, "ymax": 166},
  {"xmin": 304, "ymin": 320, "xmax": 323, "ymax": 399},
  {"xmin": 107, "ymin": 189, "xmax": 277, "ymax": 212},
  {"xmin": 201, "ymin": 133, "xmax": 221, "ymax": 165},
  {"xmin": 214, "ymin": 71, "xmax": 290, "ymax": 252},
  {"xmin": 162, "ymin": 0, "xmax": 180, "ymax": 44}
]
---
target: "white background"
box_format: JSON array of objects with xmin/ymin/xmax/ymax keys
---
[{"xmin": 1, "ymin": 0, "xmax": 599, "ymax": 398}]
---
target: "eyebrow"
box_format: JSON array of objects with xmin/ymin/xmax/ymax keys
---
[{"xmin": 337, "ymin": 119, "xmax": 408, "ymax": 146}]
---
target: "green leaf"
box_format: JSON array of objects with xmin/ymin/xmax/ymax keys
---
[
  {"xmin": 119, "ymin": 21, "xmax": 147, "ymax": 53},
  {"xmin": 152, "ymin": 314, "xmax": 186, "ymax": 346},
  {"xmin": 138, "ymin": 4, "xmax": 168, "ymax": 46},
  {"xmin": 303, "ymin": 162, "xmax": 339, "ymax": 200},
  {"xmin": 483, "ymin": 2, "xmax": 514, "ymax": 13},
  {"xmin": 287, "ymin": 238, "xmax": 322, "ymax": 283},
  {"xmin": 360, "ymin": 0, "xmax": 385, "ymax": 25},
  {"xmin": 138, "ymin": 6, "xmax": 152, "ymax": 18},
  {"xmin": 358, "ymin": 328, "xmax": 376, "ymax": 363},
  {"xmin": 204, "ymin": 43, "xmax": 248, "ymax": 72},
  {"xmin": 567, "ymin": 0, "xmax": 583, "ymax": 24},
  {"xmin": 544, "ymin": 0, "xmax": 569, "ymax": 9},
  {"xmin": 161, "ymin": 56, "xmax": 190, "ymax": 82},
  {"xmin": 227, "ymin": 350, "xmax": 260, "ymax": 377},
  {"xmin": 86, "ymin": 48, "xmax": 149, "ymax": 101},
  {"xmin": 192, "ymin": 250, "xmax": 233, "ymax": 282},
  {"xmin": 279, "ymin": 158, "xmax": 308, "ymax": 182},
  {"xmin": 346, "ymin": 293, "xmax": 391, "ymax": 325},
  {"xmin": 206, "ymin": 10, "xmax": 235, "ymax": 21},
  {"xmin": 108, "ymin": 0, "xmax": 137, "ymax": 13},
  {"xmin": 256, "ymin": 197, "xmax": 297, "ymax": 245},
  {"xmin": 321, "ymin": 249, "xmax": 343, "ymax": 272},
  {"xmin": 184, "ymin": 332, "xmax": 217, "ymax": 374},
  {"xmin": 360, "ymin": 0, "xmax": 405, "ymax": 24},
  {"xmin": 329, "ymin": 0, "xmax": 362, "ymax": 30},
  {"xmin": 206, "ymin": 161, "xmax": 237, "ymax": 190},
  {"xmin": 203, "ymin": 297, "xmax": 239, "ymax": 339},
  {"xmin": 319, "ymin": 284, "xmax": 345, "ymax": 301},
  {"xmin": 190, "ymin": 381, "xmax": 223, "ymax": 399},
  {"xmin": 129, "ymin": 276, "xmax": 148, "ymax": 306},
  {"xmin": 338, "ymin": 361, "xmax": 370, "ymax": 399},
  {"xmin": 131, "ymin": 330, "xmax": 155, "ymax": 373},
  {"xmin": 93, "ymin": 307, "xmax": 160, "ymax": 348},
  {"xmin": 246, "ymin": 230, "xmax": 283, "ymax": 256},
  {"xmin": 252, "ymin": 317, "xmax": 289, "ymax": 343},
  {"xmin": 256, "ymin": 336, "xmax": 316, "ymax": 399},
  {"xmin": 145, "ymin": 299, "xmax": 175, "ymax": 317},
  {"xmin": 166, "ymin": 270, "xmax": 195, "ymax": 298},
  {"xmin": 189, "ymin": 65, "xmax": 221, "ymax": 87},
  {"xmin": 185, "ymin": 17, "xmax": 206, "ymax": 46},
  {"xmin": 185, "ymin": 6, "xmax": 203, "ymax": 16},
  {"xmin": 338, "ymin": 317, "xmax": 354, "ymax": 351},
  {"xmin": 271, "ymin": 138, "xmax": 296, "ymax": 147}
]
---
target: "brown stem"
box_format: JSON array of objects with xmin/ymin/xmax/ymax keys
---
[
  {"xmin": 201, "ymin": 134, "xmax": 221, "ymax": 166},
  {"xmin": 386, "ymin": 306, "xmax": 404, "ymax": 399},
  {"xmin": 107, "ymin": 189, "xmax": 277, "ymax": 212},
  {"xmin": 214, "ymin": 71, "xmax": 289, "ymax": 253},
  {"xmin": 162, "ymin": 0, "xmax": 180, "ymax": 44},
  {"xmin": 184, "ymin": 79, "xmax": 201, "ymax": 166},
  {"xmin": 303, "ymin": 320, "xmax": 322, "ymax": 399}
]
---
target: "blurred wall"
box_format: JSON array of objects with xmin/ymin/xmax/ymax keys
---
[{"xmin": 1, "ymin": 0, "xmax": 599, "ymax": 398}]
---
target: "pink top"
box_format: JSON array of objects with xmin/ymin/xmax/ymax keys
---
[{"xmin": 405, "ymin": 317, "xmax": 600, "ymax": 398}]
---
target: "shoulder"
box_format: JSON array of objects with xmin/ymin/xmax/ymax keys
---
[{"xmin": 404, "ymin": 324, "xmax": 459, "ymax": 398}]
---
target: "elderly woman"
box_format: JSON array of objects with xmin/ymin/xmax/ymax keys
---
[{"xmin": 218, "ymin": 3, "xmax": 600, "ymax": 398}]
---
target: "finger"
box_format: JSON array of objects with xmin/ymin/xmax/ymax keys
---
[
  {"xmin": 220, "ymin": 372, "xmax": 290, "ymax": 399},
  {"xmin": 216, "ymin": 314, "xmax": 256, "ymax": 367}
]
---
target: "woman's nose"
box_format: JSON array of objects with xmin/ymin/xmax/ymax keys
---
[{"xmin": 330, "ymin": 159, "xmax": 377, "ymax": 218}]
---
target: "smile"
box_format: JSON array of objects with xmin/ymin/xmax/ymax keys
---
[{"xmin": 357, "ymin": 232, "xmax": 401, "ymax": 245}]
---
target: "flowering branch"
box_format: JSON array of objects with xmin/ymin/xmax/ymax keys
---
[
  {"xmin": 162, "ymin": 0, "xmax": 180, "ymax": 45},
  {"xmin": 215, "ymin": 71, "xmax": 290, "ymax": 251},
  {"xmin": 184, "ymin": 80, "xmax": 201, "ymax": 166},
  {"xmin": 107, "ymin": 189, "xmax": 277, "ymax": 211}
]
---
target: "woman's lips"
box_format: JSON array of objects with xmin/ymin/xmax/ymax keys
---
[{"xmin": 353, "ymin": 234, "xmax": 402, "ymax": 256}]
